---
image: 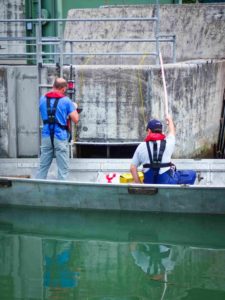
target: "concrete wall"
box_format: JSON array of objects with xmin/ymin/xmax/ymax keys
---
[
  {"xmin": 0, "ymin": 3, "xmax": 224, "ymax": 64},
  {"xmin": 0, "ymin": 3, "xmax": 225, "ymax": 158},
  {"xmin": 0, "ymin": 66, "xmax": 39, "ymax": 157},
  {"xmin": 0, "ymin": 0, "xmax": 26, "ymax": 62},
  {"xmin": 64, "ymin": 4, "xmax": 225, "ymax": 64},
  {"xmin": 0, "ymin": 59, "xmax": 224, "ymax": 158},
  {"xmin": 0, "ymin": 68, "xmax": 8, "ymax": 157},
  {"xmin": 75, "ymin": 59, "xmax": 225, "ymax": 158}
]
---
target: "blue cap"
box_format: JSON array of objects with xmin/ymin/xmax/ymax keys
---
[{"xmin": 146, "ymin": 119, "xmax": 162, "ymax": 131}]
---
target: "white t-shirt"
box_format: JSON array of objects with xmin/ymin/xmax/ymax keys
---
[{"xmin": 131, "ymin": 134, "xmax": 175, "ymax": 174}]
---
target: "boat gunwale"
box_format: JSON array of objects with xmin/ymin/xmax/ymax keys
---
[{"xmin": 0, "ymin": 176, "xmax": 225, "ymax": 189}]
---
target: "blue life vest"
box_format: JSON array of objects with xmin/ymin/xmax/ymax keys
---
[
  {"xmin": 143, "ymin": 140, "xmax": 196, "ymax": 185},
  {"xmin": 43, "ymin": 97, "xmax": 69, "ymax": 147},
  {"xmin": 143, "ymin": 140, "xmax": 172, "ymax": 184}
]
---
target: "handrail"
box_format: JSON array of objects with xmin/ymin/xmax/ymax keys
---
[
  {"xmin": 0, "ymin": 17, "xmax": 176, "ymax": 64},
  {"xmin": 0, "ymin": 17, "xmax": 158, "ymax": 23}
]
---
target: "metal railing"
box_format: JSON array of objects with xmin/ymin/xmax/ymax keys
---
[{"xmin": 0, "ymin": 16, "xmax": 176, "ymax": 65}]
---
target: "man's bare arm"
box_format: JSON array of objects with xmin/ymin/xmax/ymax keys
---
[
  {"xmin": 166, "ymin": 115, "xmax": 175, "ymax": 136},
  {"xmin": 69, "ymin": 110, "xmax": 79, "ymax": 124},
  {"xmin": 130, "ymin": 164, "xmax": 142, "ymax": 184}
]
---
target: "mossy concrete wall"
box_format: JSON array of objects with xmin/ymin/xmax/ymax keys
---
[
  {"xmin": 0, "ymin": 59, "xmax": 224, "ymax": 158},
  {"xmin": 0, "ymin": 0, "xmax": 25, "ymax": 63},
  {"xmin": 0, "ymin": 66, "xmax": 39, "ymax": 158},
  {"xmin": 0, "ymin": 3, "xmax": 224, "ymax": 64},
  {"xmin": 65, "ymin": 4, "xmax": 225, "ymax": 64},
  {"xmin": 0, "ymin": 3, "xmax": 225, "ymax": 158},
  {"xmin": 74, "ymin": 60, "xmax": 225, "ymax": 158}
]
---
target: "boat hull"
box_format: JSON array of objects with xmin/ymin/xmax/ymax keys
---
[{"xmin": 0, "ymin": 177, "xmax": 225, "ymax": 214}]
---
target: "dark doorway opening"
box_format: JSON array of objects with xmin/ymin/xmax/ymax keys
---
[{"xmin": 75, "ymin": 144, "xmax": 139, "ymax": 158}]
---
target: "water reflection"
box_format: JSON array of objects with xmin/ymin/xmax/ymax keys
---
[
  {"xmin": 1, "ymin": 207, "xmax": 225, "ymax": 299},
  {"xmin": 43, "ymin": 240, "xmax": 80, "ymax": 298},
  {"xmin": 130, "ymin": 243, "xmax": 174, "ymax": 279}
]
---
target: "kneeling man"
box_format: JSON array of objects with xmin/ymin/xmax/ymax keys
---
[{"xmin": 130, "ymin": 115, "xmax": 196, "ymax": 184}]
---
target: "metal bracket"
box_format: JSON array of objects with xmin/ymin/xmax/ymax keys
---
[
  {"xmin": 128, "ymin": 186, "xmax": 158, "ymax": 195},
  {"xmin": 0, "ymin": 179, "xmax": 12, "ymax": 188}
]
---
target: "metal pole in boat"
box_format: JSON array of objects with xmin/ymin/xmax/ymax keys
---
[{"xmin": 159, "ymin": 51, "xmax": 169, "ymax": 117}]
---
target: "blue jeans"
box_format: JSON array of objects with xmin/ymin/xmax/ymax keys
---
[
  {"xmin": 36, "ymin": 137, "xmax": 69, "ymax": 180},
  {"xmin": 144, "ymin": 168, "xmax": 196, "ymax": 185}
]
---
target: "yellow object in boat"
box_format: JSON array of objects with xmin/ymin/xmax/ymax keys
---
[{"xmin": 120, "ymin": 172, "xmax": 144, "ymax": 183}]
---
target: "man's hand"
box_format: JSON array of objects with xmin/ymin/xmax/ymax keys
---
[
  {"xmin": 77, "ymin": 108, "xmax": 83, "ymax": 114},
  {"xmin": 165, "ymin": 114, "xmax": 175, "ymax": 136}
]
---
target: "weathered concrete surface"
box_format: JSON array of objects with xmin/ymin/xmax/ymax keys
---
[
  {"xmin": 0, "ymin": 3, "xmax": 224, "ymax": 65},
  {"xmin": 0, "ymin": 0, "xmax": 25, "ymax": 62},
  {"xmin": 0, "ymin": 66, "xmax": 39, "ymax": 157},
  {"xmin": 65, "ymin": 4, "xmax": 225, "ymax": 64},
  {"xmin": 0, "ymin": 60, "xmax": 224, "ymax": 158},
  {"xmin": 151, "ymin": 60, "xmax": 225, "ymax": 157},
  {"xmin": 74, "ymin": 59, "xmax": 225, "ymax": 158},
  {"xmin": 0, "ymin": 68, "xmax": 8, "ymax": 157}
]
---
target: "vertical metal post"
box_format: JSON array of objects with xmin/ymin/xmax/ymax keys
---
[
  {"xmin": 70, "ymin": 42, "xmax": 73, "ymax": 65},
  {"xmin": 36, "ymin": 0, "xmax": 42, "ymax": 66},
  {"xmin": 69, "ymin": 65, "xmax": 74, "ymax": 158},
  {"xmin": 15, "ymin": 69, "xmax": 19, "ymax": 158},
  {"xmin": 59, "ymin": 21, "xmax": 64, "ymax": 77},
  {"xmin": 35, "ymin": 24, "xmax": 42, "ymax": 66}
]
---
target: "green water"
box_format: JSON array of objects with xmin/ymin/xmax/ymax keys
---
[{"xmin": 1, "ymin": 207, "xmax": 225, "ymax": 300}]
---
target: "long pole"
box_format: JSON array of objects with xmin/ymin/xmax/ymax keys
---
[{"xmin": 159, "ymin": 51, "xmax": 169, "ymax": 117}]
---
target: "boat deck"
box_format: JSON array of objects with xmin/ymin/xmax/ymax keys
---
[{"xmin": 0, "ymin": 158, "xmax": 225, "ymax": 185}]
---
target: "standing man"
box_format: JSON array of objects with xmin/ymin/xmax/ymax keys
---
[
  {"xmin": 130, "ymin": 115, "xmax": 196, "ymax": 184},
  {"xmin": 36, "ymin": 77, "xmax": 79, "ymax": 180}
]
